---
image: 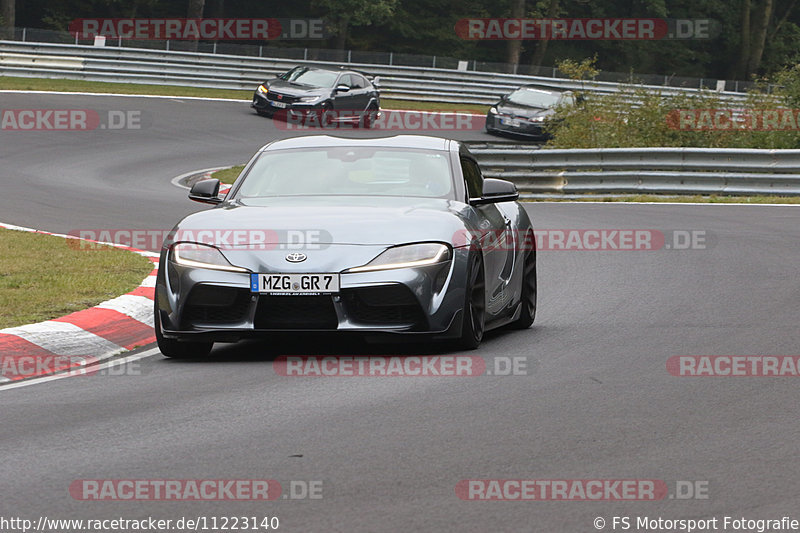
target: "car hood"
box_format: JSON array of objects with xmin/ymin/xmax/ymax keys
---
[
  {"xmin": 173, "ymin": 196, "xmax": 472, "ymax": 247},
  {"xmin": 494, "ymin": 101, "xmax": 555, "ymax": 119},
  {"xmin": 264, "ymin": 79, "xmax": 329, "ymax": 98}
]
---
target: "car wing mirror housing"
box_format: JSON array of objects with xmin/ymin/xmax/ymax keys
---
[
  {"xmin": 470, "ymin": 178, "xmax": 519, "ymax": 205},
  {"xmin": 335, "ymin": 84, "xmax": 350, "ymax": 92},
  {"xmin": 189, "ymin": 179, "xmax": 223, "ymax": 204}
]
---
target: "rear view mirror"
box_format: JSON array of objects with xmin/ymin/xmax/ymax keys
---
[{"xmin": 189, "ymin": 179, "xmax": 223, "ymax": 205}]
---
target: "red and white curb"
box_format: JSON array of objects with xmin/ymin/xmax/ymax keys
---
[{"xmin": 0, "ymin": 222, "xmax": 159, "ymax": 383}]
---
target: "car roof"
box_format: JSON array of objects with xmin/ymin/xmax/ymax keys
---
[
  {"xmin": 260, "ymin": 135, "xmax": 452, "ymax": 152},
  {"xmin": 293, "ymin": 65, "xmax": 365, "ymax": 76}
]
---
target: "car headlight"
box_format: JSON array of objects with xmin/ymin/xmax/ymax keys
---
[
  {"xmin": 529, "ymin": 116, "xmax": 546, "ymax": 122},
  {"xmin": 299, "ymin": 95, "xmax": 322, "ymax": 103},
  {"xmin": 488, "ymin": 107, "xmax": 497, "ymax": 114},
  {"xmin": 344, "ymin": 243, "xmax": 451, "ymax": 273},
  {"xmin": 172, "ymin": 243, "xmax": 248, "ymax": 273},
  {"xmin": 257, "ymin": 85, "xmax": 268, "ymax": 94}
]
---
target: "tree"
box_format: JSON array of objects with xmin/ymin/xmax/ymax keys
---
[
  {"xmin": 505, "ymin": 0, "xmax": 526, "ymax": 69},
  {"xmin": 528, "ymin": 0, "xmax": 559, "ymax": 68},
  {"xmin": 1, "ymin": 0, "xmax": 14, "ymax": 39},
  {"xmin": 186, "ymin": 0, "xmax": 205, "ymax": 51},
  {"xmin": 312, "ymin": 0, "xmax": 397, "ymax": 49}
]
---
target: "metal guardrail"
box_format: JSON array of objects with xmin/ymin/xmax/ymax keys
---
[
  {"xmin": 465, "ymin": 144, "xmax": 800, "ymax": 196},
  {"xmin": 0, "ymin": 40, "xmax": 751, "ymax": 105}
]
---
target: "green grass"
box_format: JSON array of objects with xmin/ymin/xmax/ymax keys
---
[
  {"xmin": 526, "ymin": 194, "xmax": 800, "ymax": 204},
  {"xmin": 0, "ymin": 229, "xmax": 154, "ymax": 329},
  {"xmin": 212, "ymin": 165, "xmax": 245, "ymax": 184},
  {"xmin": 0, "ymin": 76, "xmax": 489, "ymax": 113}
]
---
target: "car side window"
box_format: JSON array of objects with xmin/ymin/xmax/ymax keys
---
[
  {"xmin": 460, "ymin": 158, "xmax": 483, "ymax": 199},
  {"xmin": 351, "ymin": 75, "xmax": 367, "ymax": 89},
  {"xmin": 338, "ymin": 74, "xmax": 353, "ymax": 88}
]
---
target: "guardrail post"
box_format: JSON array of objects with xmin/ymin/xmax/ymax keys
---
[
  {"xmin": 304, "ymin": 48, "xmax": 308, "ymax": 60},
  {"xmin": 347, "ymin": 49, "xmax": 351, "ymax": 63},
  {"xmin": 75, "ymin": 33, "xmax": 78, "ymax": 45},
  {"xmin": 213, "ymin": 42, "xmax": 217, "ymax": 54},
  {"xmin": 117, "ymin": 36, "xmax": 122, "ymax": 47},
  {"xmin": 259, "ymin": 45, "xmax": 262, "ymax": 57},
  {"xmin": 389, "ymin": 52, "xmax": 393, "ymax": 66},
  {"xmin": 166, "ymin": 39, "xmax": 170, "ymax": 51},
  {"xmin": 22, "ymin": 28, "xmax": 26, "ymax": 41},
  {"xmin": 432, "ymin": 55, "xmax": 436, "ymax": 68}
]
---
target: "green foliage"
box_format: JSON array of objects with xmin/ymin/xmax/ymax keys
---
[
  {"xmin": 556, "ymin": 55, "xmax": 600, "ymax": 80},
  {"xmin": 547, "ymin": 82, "xmax": 800, "ymax": 149}
]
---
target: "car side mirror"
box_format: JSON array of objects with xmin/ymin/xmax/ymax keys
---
[
  {"xmin": 470, "ymin": 178, "xmax": 519, "ymax": 205},
  {"xmin": 335, "ymin": 84, "xmax": 350, "ymax": 92},
  {"xmin": 189, "ymin": 179, "xmax": 223, "ymax": 205},
  {"xmin": 372, "ymin": 76, "xmax": 381, "ymax": 88}
]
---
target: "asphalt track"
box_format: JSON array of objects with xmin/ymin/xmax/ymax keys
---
[{"xmin": 1, "ymin": 92, "xmax": 799, "ymax": 532}]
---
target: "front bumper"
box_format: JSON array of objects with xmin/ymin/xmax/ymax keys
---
[
  {"xmin": 485, "ymin": 113, "xmax": 549, "ymax": 138},
  {"xmin": 156, "ymin": 247, "xmax": 470, "ymax": 342}
]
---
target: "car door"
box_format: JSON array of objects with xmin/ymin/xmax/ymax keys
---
[
  {"xmin": 331, "ymin": 74, "xmax": 359, "ymax": 116},
  {"xmin": 460, "ymin": 157, "xmax": 517, "ymax": 320},
  {"xmin": 348, "ymin": 74, "xmax": 372, "ymax": 112}
]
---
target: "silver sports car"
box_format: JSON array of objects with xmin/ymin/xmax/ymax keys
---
[{"xmin": 155, "ymin": 135, "xmax": 536, "ymax": 357}]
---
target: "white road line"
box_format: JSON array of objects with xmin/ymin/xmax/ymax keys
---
[
  {"xmin": 0, "ymin": 90, "xmax": 251, "ymax": 103},
  {"xmin": 141, "ymin": 276, "xmax": 157, "ymax": 288},
  {"xmin": 95, "ymin": 294, "xmax": 155, "ymax": 327},
  {"xmin": 0, "ymin": 348, "xmax": 162, "ymax": 391},
  {"xmin": 0, "ymin": 321, "xmax": 124, "ymax": 356}
]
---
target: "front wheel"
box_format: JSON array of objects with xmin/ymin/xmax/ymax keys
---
[
  {"xmin": 154, "ymin": 301, "xmax": 213, "ymax": 359},
  {"xmin": 455, "ymin": 253, "xmax": 486, "ymax": 350},
  {"xmin": 510, "ymin": 247, "xmax": 536, "ymax": 329},
  {"xmin": 361, "ymin": 105, "xmax": 379, "ymax": 128}
]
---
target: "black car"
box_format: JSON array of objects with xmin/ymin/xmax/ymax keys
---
[
  {"xmin": 485, "ymin": 85, "xmax": 574, "ymax": 139},
  {"xmin": 252, "ymin": 66, "xmax": 381, "ymax": 127}
]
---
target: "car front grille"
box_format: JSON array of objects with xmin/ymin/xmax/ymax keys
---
[
  {"xmin": 267, "ymin": 92, "xmax": 300, "ymax": 104},
  {"xmin": 254, "ymin": 295, "xmax": 339, "ymax": 329},
  {"xmin": 182, "ymin": 285, "xmax": 252, "ymax": 326},
  {"xmin": 342, "ymin": 285, "xmax": 426, "ymax": 329}
]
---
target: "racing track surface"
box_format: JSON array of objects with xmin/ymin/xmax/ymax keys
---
[{"xmin": 1, "ymin": 93, "xmax": 799, "ymax": 532}]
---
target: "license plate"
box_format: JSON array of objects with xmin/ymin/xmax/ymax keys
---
[
  {"xmin": 502, "ymin": 118, "xmax": 521, "ymax": 127},
  {"xmin": 251, "ymin": 273, "xmax": 339, "ymax": 295},
  {"xmin": 270, "ymin": 100, "xmax": 288, "ymax": 108}
]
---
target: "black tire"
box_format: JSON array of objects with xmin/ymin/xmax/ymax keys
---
[
  {"xmin": 455, "ymin": 252, "xmax": 486, "ymax": 350},
  {"xmin": 154, "ymin": 301, "xmax": 213, "ymax": 359},
  {"xmin": 510, "ymin": 247, "xmax": 537, "ymax": 329},
  {"xmin": 320, "ymin": 105, "xmax": 336, "ymax": 128}
]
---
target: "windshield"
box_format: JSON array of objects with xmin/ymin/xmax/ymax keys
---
[
  {"xmin": 236, "ymin": 148, "xmax": 454, "ymax": 199},
  {"xmin": 506, "ymin": 88, "xmax": 562, "ymax": 108},
  {"xmin": 279, "ymin": 67, "xmax": 339, "ymax": 88}
]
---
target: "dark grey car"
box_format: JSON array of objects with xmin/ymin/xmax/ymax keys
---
[
  {"xmin": 251, "ymin": 65, "xmax": 381, "ymax": 127},
  {"xmin": 485, "ymin": 85, "xmax": 575, "ymax": 139},
  {"xmin": 155, "ymin": 135, "xmax": 536, "ymax": 357}
]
